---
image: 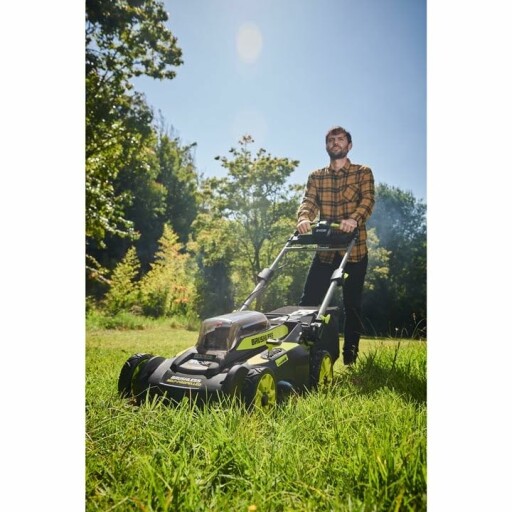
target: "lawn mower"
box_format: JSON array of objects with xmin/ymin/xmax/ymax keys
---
[{"xmin": 118, "ymin": 221, "xmax": 359, "ymax": 410}]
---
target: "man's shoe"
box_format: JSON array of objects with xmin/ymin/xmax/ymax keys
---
[{"xmin": 343, "ymin": 352, "xmax": 357, "ymax": 366}]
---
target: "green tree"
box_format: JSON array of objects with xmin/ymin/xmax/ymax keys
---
[
  {"xmin": 366, "ymin": 184, "xmax": 427, "ymax": 337},
  {"xmin": 197, "ymin": 136, "xmax": 301, "ymax": 310},
  {"xmin": 103, "ymin": 246, "xmax": 141, "ymax": 315},
  {"xmin": 89, "ymin": 125, "xmax": 201, "ymax": 294},
  {"xmin": 139, "ymin": 224, "xmax": 197, "ymax": 318},
  {"xmin": 86, "ymin": 0, "xmax": 183, "ymax": 246},
  {"xmin": 156, "ymin": 126, "xmax": 199, "ymax": 245},
  {"xmin": 194, "ymin": 258, "xmax": 235, "ymax": 319},
  {"xmin": 110, "ymin": 136, "xmax": 167, "ymax": 271},
  {"xmin": 365, "ymin": 227, "xmax": 391, "ymax": 292},
  {"xmin": 188, "ymin": 212, "xmax": 237, "ymax": 318}
]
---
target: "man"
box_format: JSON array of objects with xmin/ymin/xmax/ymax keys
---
[{"xmin": 297, "ymin": 125, "xmax": 375, "ymax": 365}]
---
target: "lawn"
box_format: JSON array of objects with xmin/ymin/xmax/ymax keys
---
[{"xmin": 86, "ymin": 323, "xmax": 426, "ymax": 511}]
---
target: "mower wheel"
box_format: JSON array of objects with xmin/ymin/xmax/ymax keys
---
[
  {"xmin": 132, "ymin": 356, "xmax": 166, "ymax": 404},
  {"xmin": 310, "ymin": 350, "xmax": 334, "ymax": 390},
  {"xmin": 243, "ymin": 368, "xmax": 277, "ymax": 411},
  {"xmin": 118, "ymin": 353, "xmax": 153, "ymax": 398}
]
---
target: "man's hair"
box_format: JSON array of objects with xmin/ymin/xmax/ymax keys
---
[{"xmin": 325, "ymin": 126, "xmax": 352, "ymax": 145}]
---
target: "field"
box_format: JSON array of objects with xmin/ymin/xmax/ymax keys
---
[{"xmin": 86, "ymin": 323, "xmax": 427, "ymax": 511}]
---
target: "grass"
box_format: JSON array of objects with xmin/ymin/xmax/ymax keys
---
[{"xmin": 86, "ymin": 322, "xmax": 426, "ymax": 511}]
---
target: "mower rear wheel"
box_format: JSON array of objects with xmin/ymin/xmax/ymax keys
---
[
  {"xmin": 310, "ymin": 350, "xmax": 334, "ymax": 390},
  {"xmin": 243, "ymin": 368, "xmax": 277, "ymax": 411},
  {"xmin": 118, "ymin": 353, "xmax": 153, "ymax": 398}
]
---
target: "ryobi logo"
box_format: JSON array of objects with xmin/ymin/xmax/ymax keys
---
[
  {"xmin": 237, "ymin": 324, "xmax": 289, "ymax": 350},
  {"xmin": 251, "ymin": 333, "xmax": 271, "ymax": 346}
]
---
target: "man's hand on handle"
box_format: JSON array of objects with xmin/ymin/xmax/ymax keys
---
[
  {"xmin": 296, "ymin": 220, "xmax": 311, "ymax": 234},
  {"xmin": 296, "ymin": 218, "xmax": 357, "ymax": 234}
]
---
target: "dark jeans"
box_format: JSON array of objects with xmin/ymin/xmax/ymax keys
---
[{"xmin": 299, "ymin": 253, "xmax": 368, "ymax": 364}]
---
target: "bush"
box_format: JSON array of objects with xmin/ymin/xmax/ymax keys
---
[
  {"xmin": 139, "ymin": 225, "xmax": 197, "ymax": 318},
  {"xmin": 86, "ymin": 310, "xmax": 148, "ymax": 330},
  {"xmin": 103, "ymin": 247, "xmax": 141, "ymax": 315}
]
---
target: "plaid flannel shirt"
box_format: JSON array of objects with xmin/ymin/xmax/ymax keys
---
[{"xmin": 297, "ymin": 159, "xmax": 375, "ymax": 263}]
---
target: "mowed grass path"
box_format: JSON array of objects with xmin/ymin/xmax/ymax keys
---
[{"xmin": 86, "ymin": 323, "xmax": 426, "ymax": 511}]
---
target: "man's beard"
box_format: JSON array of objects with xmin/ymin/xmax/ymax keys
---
[{"xmin": 327, "ymin": 147, "xmax": 348, "ymax": 159}]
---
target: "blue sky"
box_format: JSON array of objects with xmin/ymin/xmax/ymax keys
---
[{"xmin": 133, "ymin": 0, "xmax": 426, "ymax": 201}]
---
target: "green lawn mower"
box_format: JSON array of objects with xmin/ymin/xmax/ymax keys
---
[{"xmin": 118, "ymin": 222, "xmax": 358, "ymax": 410}]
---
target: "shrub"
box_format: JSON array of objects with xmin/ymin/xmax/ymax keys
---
[
  {"xmin": 139, "ymin": 225, "xmax": 197, "ymax": 317},
  {"xmin": 103, "ymin": 246, "xmax": 141, "ymax": 315}
]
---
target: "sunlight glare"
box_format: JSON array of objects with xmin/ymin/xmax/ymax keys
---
[{"xmin": 236, "ymin": 22, "xmax": 263, "ymax": 63}]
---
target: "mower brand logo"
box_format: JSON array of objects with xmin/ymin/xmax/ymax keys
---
[
  {"xmin": 166, "ymin": 376, "xmax": 202, "ymax": 388},
  {"xmin": 251, "ymin": 333, "xmax": 271, "ymax": 346},
  {"xmin": 237, "ymin": 324, "xmax": 289, "ymax": 350}
]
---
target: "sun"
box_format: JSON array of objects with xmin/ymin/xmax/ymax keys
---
[{"xmin": 236, "ymin": 22, "xmax": 263, "ymax": 63}]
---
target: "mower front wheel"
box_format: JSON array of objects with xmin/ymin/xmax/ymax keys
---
[
  {"xmin": 118, "ymin": 353, "xmax": 153, "ymax": 399},
  {"xmin": 243, "ymin": 368, "xmax": 277, "ymax": 411}
]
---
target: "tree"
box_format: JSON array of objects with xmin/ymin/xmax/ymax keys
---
[
  {"xmin": 156, "ymin": 126, "xmax": 199, "ymax": 246},
  {"xmin": 109, "ymin": 133, "xmax": 167, "ymax": 272},
  {"xmin": 365, "ymin": 227, "xmax": 391, "ymax": 291},
  {"xmin": 196, "ymin": 136, "xmax": 301, "ymax": 310},
  {"xmin": 194, "ymin": 258, "xmax": 235, "ymax": 319},
  {"xmin": 139, "ymin": 225, "xmax": 197, "ymax": 317},
  {"xmin": 368, "ymin": 184, "xmax": 426, "ymax": 249},
  {"xmin": 103, "ymin": 246, "xmax": 141, "ymax": 315},
  {"xmin": 101, "ymin": 127, "xmax": 200, "ymax": 277},
  {"xmin": 366, "ymin": 184, "xmax": 427, "ymax": 337},
  {"xmin": 86, "ymin": 0, "xmax": 183, "ymax": 246},
  {"xmin": 188, "ymin": 211, "xmax": 237, "ymax": 318},
  {"xmin": 212, "ymin": 137, "xmax": 300, "ymax": 271}
]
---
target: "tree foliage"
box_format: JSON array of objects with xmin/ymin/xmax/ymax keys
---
[
  {"xmin": 103, "ymin": 246, "xmax": 141, "ymax": 315},
  {"xmin": 86, "ymin": 0, "xmax": 183, "ymax": 245},
  {"xmin": 100, "ymin": 128, "xmax": 200, "ymax": 276},
  {"xmin": 139, "ymin": 225, "xmax": 196, "ymax": 317},
  {"xmin": 365, "ymin": 227, "xmax": 391, "ymax": 291},
  {"xmin": 193, "ymin": 136, "xmax": 301, "ymax": 312},
  {"xmin": 365, "ymin": 184, "xmax": 427, "ymax": 337},
  {"xmin": 156, "ymin": 127, "xmax": 199, "ymax": 245},
  {"xmin": 86, "ymin": 0, "xmax": 183, "ymax": 82},
  {"xmin": 194, "ymin": 258, "xmax": 235, "ymax": 319},
  {"xmin": 210, "ymin": 136, "xmax": 300, "ymax": 271}
]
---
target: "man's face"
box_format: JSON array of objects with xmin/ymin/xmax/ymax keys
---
[{"xmin": 326, "ymin": 132, "xmax": 352, "ymax": 159}]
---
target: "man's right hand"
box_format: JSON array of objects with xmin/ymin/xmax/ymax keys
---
[{"xmin": 297, "ymin": 220, "xmax": 311, "ymax": 234}]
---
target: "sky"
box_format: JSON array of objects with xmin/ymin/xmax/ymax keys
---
[{"xmin": 132, "ymin": 0, "xmax": 427, "ymax": 201}]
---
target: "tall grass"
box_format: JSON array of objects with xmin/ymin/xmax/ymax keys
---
[{"xmin": 86, "ymin": 326, "xmax": 426, "ymax": 511}]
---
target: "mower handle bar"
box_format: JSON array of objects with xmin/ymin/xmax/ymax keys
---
[
  {"xmin": 289, "ymin": 222, "xmax": 359, "ymax": 247},
  {"xmin": 237, "ymin": 222, "xmax": 359, "ymax": 311}
]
